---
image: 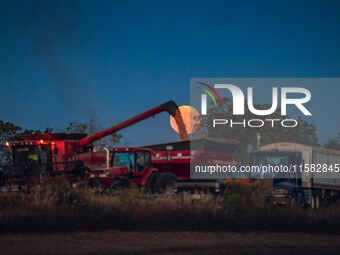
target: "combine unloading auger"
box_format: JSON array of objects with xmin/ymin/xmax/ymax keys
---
[{"xmin": 77, "ymin": 100, "xmax": 188, "ymax": 148}]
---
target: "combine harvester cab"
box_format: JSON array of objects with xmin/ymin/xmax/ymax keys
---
[{"xmin": 0, "ymin": 133, "xmax": 95, "ymax": 193}]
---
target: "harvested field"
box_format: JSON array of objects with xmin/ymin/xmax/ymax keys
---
[
  {"xmin": 1, "ymin": 231, "xmax": 340, "ymax": 255},
  {"xmin": 2, "ymin": 179, "xmax": 340, "ymax": 255}
]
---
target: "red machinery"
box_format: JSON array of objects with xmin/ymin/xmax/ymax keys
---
[
  {"xmin": 0, "ymin": 101, "xmax": 180, "ymax": 192},
  {"xmin": 1, "ymin": 100, "xmax": 240, "ymax": 194},
  {"xmin": 145, "ymin": 138, "xmax": 240, "ymax": 194},
  {"xmin": 89, "ymin": 138, "xmax": 239, "ymax": 194}
]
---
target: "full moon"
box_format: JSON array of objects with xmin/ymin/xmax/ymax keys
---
[{"xmin": 170, "ymin": 105, "xmax": 201, "ymax": 134}]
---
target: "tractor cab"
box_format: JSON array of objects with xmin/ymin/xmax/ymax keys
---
[
  {"xmin": 94, "ymin": 147, "xmax": 175, "ymax": 193},
  {"xmin": 89, "ymin": 147, "xmax": 163, "ymax": 192},
  {"xmin": 111, "ymin": 147, "xmax": 152, "ymax": 176}
]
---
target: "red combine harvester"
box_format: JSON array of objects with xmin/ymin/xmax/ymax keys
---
[
  {"xmin": 0, "ymin": 101, "xmax": 181, "ymax": 192},
  {"xmin": 1, "ymin": 100, "xmax": 240, "ymax": 194}
]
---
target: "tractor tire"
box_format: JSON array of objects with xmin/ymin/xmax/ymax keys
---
[
  {"xmin": 158, "ymin": 173, "xmax": 177, "ymax": 194},
  {"xmin": 144, "ymin": 173, "xmax": 160, "ymax": 194},
  {"xmin": 106, "ymin": 180, "xmax": 130, "ymax": 195}
]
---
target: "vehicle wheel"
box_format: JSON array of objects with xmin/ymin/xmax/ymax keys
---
[
  {"xmin": 315, "ymin": 194, "xmax": 321, "ymax": 209},
  {"xmin": 106, "ymin": 181, "xmax": 129, "ymax": 195},
  {"xmin": 144, "ymin": 173, "xmax": 160, "ymax": 194},
  {"xmin": 158, "ymin": 173, "xmax": 177, "ymax": 194},
  {"xmin": 90, "ymin": 178, "xmax": 104, "ymax": 194}
]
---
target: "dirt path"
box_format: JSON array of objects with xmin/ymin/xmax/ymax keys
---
[{"xmin": 1, "ymin": 231, "xmax": 340, "ymax": 255}]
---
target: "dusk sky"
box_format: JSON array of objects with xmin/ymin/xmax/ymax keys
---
[{"xmin": 0, "ymin": 0, "xmax": 339, "ymax": 146}]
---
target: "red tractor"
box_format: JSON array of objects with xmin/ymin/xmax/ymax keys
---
[
  {"xmin": 146, "ymin": 138, "xmax": 239, "ymax": 194},
  {"xmin": 0, "ymin": 101, "xmax": 182, "ymax": 193},
  {"xmin": 89, "ymin": 147, "xmax": 177, "ymax": 194},
  {"xmin": 88, "ymin": 138, "xmax": 239, "ymax": 195}
]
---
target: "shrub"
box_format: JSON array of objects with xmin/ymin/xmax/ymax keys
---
[{"xmin": 224, "ymin": 178, "xmax": 267, "ymax": 210}]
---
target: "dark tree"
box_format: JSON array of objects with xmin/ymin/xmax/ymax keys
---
[
  {"xmin": 0, "ymin": 121, "xmax": 22, "ymax": 165},
  {"xmin": 324, "ymin": 133, "xmax": 340, "ymax": 150},
  {"xmin": 66, "ymin": 119, "xmax": 123, "ymax": 150}
]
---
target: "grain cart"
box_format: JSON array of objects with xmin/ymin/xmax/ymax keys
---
[{"xmin": 145, "ymin": 138, "xmax": 240, "ymax": 194}]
